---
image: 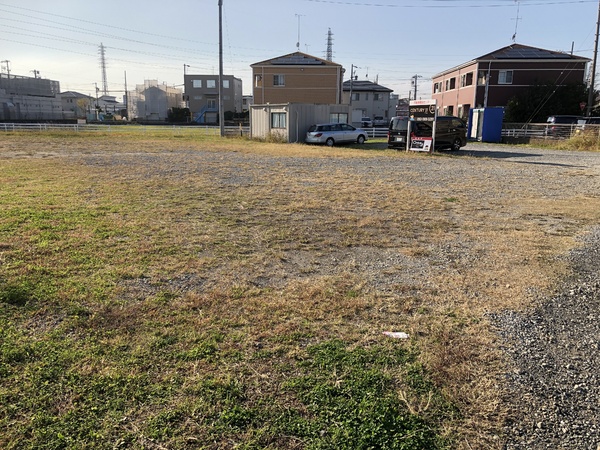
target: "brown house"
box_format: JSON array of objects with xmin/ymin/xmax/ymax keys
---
[
  {"xmin": 431, "ymin": 44, "xmax": 590, "ymax": 120},
  {"xmin": 251, "ymin": 52, "xmax": 344, "ymax": 105}
]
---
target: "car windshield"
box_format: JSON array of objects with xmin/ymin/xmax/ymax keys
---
[{"xmin": 390, "ymin": 117, "xmax": 408, "ymax": 130}]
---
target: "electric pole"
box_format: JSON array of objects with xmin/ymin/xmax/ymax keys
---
[
  {"xmin": 412, "ymin": 74, "xmax": 422, "ymax": 100},
  {"xmin": 218, "ymin": 0, "xmax": 224, "ymax": 137},
  {"xmin": 587, "ymin": 0, "xmax": 600, "ymax": 117}
]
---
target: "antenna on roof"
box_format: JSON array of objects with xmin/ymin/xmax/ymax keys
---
[
  {"xmin": 295, "ymin": 14, "xmax": 304, "ymax": 50},
  {"xmin": 511, "ymin": 0, "xmax": 522, "ymax": 43}
]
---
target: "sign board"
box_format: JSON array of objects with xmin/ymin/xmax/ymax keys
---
[
  {"xmin": 409, "ymin": 99, "xmax": 437, "ymax": 121},
  {"xmin": 408, "ymin": 99, "xmax": 437, "ymax": 152},
  {"xmin": 409, "ymin": 136, "xmax": 432, "ymax": 152}
]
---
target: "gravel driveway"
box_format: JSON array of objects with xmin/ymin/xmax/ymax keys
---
[{"xmin": 459, "ymin": 144, "xmax": 600, "ymax": 450}]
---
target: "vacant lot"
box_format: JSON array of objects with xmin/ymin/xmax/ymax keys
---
[{"xmin": 1, "ymin": 132, "xmax": 600, "ymax": 449}]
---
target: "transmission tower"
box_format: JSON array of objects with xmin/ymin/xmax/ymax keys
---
[
  {"xmin": 99, "ymin": 43, "xmax": 108, "ymax": 95},
  {"xmin": 325, "ymin": 28, "xmax": 333, "ymax": 61}
]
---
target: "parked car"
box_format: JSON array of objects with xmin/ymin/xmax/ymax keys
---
[
  {"xmin": 545, "ymin": 115, "xmax": 583, "ymax": 138},
  {"xmin": 387, "ymin": 116, "xmax": 409, "ymax": 149},
  {"xmin": 372, "ymin": 116, "xmax": 388, "ymax": 127},
  {"xmin": 387, "ymin": 116, "xmax": 467, "ymax": 151},
  {"xmin": 361, "ymin": 117, "xmax": 373, "ymax": 127},
  {"xmin": 305, "ymin": 123, "xmax": 368, "ymax": 146}
]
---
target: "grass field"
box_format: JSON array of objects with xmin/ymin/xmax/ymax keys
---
[{"xmin": 1, "ymin": 132, "xmax": 599, "ymax": 449}]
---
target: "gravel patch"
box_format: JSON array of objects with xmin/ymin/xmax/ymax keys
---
[{"xmin": 494, "ymin": 226, "xmax": 600, "ymax": 450}]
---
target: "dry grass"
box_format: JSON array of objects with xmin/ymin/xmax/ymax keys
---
[{"xmin": 2, "ymin": 132, "xmax": 600, "ymax": 448}]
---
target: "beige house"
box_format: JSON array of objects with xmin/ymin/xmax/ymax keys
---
[{"xmin": 251, "ymin": 52, "xmax": 344, "ymax": 105}]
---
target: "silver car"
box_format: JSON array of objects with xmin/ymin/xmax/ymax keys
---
[{"xmin": 305, "ymin": 123, "xmax": 368, "ymax": 146}]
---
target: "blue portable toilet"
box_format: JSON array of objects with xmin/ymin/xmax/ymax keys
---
[{"xmin": 468, "ymin": 107, "xmax": 504, "ymax": 143}]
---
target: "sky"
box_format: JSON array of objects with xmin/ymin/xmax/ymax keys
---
[{"xmin": 1, "ymin": 0, "xmax": 598, "ymax": 101}]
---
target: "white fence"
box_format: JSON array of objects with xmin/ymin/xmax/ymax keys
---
[
  {"xmin": 501, "ymin": 122, "xmax": 600, "ymax": 140},
  {"xmin": 0, "ymin": 123, "xmax": 250, "ymax": 137}
]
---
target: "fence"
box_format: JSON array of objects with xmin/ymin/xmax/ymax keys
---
[
  {"xmin": 501, "ymin": 122, "xmax": 600, "ymax": 140},
  {"xmin": 0, "ymin": 123, "xmax": 251, "ymax": 137}
]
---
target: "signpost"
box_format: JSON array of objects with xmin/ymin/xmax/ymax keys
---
[{"xmin": 408, "ymin": 99, "xmax": 437, "ymax": 152}]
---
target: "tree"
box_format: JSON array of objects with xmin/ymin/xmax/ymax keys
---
[
  {"xmin": 167, "ymin": 107, "xmax": 191, "ymax": 123},
  {"xmin": 504, "ymin": 82, "xmax": 588, "ymax": 123}
]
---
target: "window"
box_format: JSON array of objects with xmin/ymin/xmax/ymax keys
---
[
  {"xmin": 207, "ymin": 98, "xmax": 217, "ymax": 109},
  {"xmin": 329, "ymin": 113, "xmax": 348, "ymax": 123},
  {"xmin": 192, "ymin": 79, "xmax": 202, "ymax": 88},
  {"xmin": 498, "ymin": 70, "xmax": 513, "ymax": 84},
  {"xmin": 255, "ymin": 75, "xmax": 262, "ymax": 87},
  {"xmin": 207, "ymin": 79, "xmax": 216, "ymax": 89},
  {"xmin": 273, "ymin": 75, "xmax": 285, "ymax": 86},
  {"xmin": 352, "ymin": 93, "xmax": 360, "ymax": 101},
  {"xmin": 477, "ymin": 71, "xmax": 488, "ymax": 86},
  {"xmin": 373, "ymin": 93, "xmax": 381, "ymax": 101},
  {"xmin": 223, "ymin": 80, "xmax": 230, "ymax": 89},
  {"xmin": 445, "ymin": 77, "xmax": 456, "ymax": 91},
  {"xmin": 271, "ymin": 112, "xmax": 286, "ymax": 128},
  {"xmin": 460, "ymin": 72, "xmax": 473, "ymax": 87},
  {"xmin": 365, "ymin": 93, "xmax": 369, "ymax": 100},
  {"xmin": 433, "ymin": 82, "xmax": 442, "ymax": 93},
  {"xmin": 193, "ymin": 95, "xmax": 202, "ymax": 100}
]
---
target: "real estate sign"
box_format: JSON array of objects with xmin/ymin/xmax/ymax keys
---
[{"xmin": 408, "ymin": 99, "xmax": 437, "ymax": 152}]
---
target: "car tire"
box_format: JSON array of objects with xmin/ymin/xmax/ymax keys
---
[
  {"xmin": 451, "ymin": 138, "xmax": 462, "ymax": 151},
  {"xmin": 326, "ymin": 137, "xmax": 335, "ymax": 147},
  {"xmin": 357, "ymin": 135, "xmax": 365, "ymax": 144}
]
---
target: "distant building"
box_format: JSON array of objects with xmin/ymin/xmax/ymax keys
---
[
  {"xmin": 127, "ymin": 80, "xmax": 182, "ymax": 121},
  {"xmin": 431, "ymin": 44, "xmax": 590, "ymax": 120},
  {"xmin": 0, "ymin": 73, "xmax": 63, "ymax": 121},
  {"xmin": 242, "ymin": 95, "xmax": 253, "ymax": 113},
  {"xmin": 61, "ymin": 91, "xmax": 94, "ymax": 120},
  {"xmin": 342, "ymin": 79, "xmax": 394, "ymax": 124},
  {"xmin": 183, "ymin": 74, "xmax": 243, "ymax": 124}
]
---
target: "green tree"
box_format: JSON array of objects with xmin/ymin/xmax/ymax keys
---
[{"xmin": 504, "ymin": 82, "xmax": 588, "ymax": 122}]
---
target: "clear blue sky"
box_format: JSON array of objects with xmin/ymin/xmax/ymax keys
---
[{"xmin": 0, "ymin": 0, "xmax": 597, "ymax": 100}]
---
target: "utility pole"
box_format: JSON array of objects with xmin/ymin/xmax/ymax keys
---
[
  {"xmin": 349, "ymin": 64, "xmax": 359, "ymax": 104},
  {"xmin": 31, "ymin": 70, "xmax": 40, "ymax": 78},
  {"xmin": 124, "ymin": 71, "xmax": 128, "ymax": 121},
  {"xmin": 218, "ymin": 0, "xmax": 224, "ymax": 137},
  {"xmin": 587, "ymin": 0, "xmax": 600, "ymax": 117},
  {"xmin": 411, "ymin": 74, "xmax": 422, "ymax": 100}
]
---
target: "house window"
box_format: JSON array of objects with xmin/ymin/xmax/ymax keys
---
[
  {"xmin": 477, "ymin": 71, "xmax": 488, "ymax": 85},
  {"xmin": 445, "ymin": 105, "xmax": 454, "ymax": 115},
  {"xmin": 255, "ymin": 75, "xmax": 262, "ymax": 87},
  {"xmin": 192, "ymin": 79, "xmax": 202, "ymax": 88},
  {"xmin": 223, "ymin": 80, "xmax": 230, "ymax": 89},
  {"xmin": 445, "ymin": 77, "xmax": 456, "ymax": 91},
  {"xmin": 373, "ymin": 93, "xmax": 381, "ymax": 101},
  {"xmin": 460, "ymin": 72, "xmax": 473, "ymax": 87},
  {"xmin": 352, "ymin": 93, "xmax": 360, "ymax": 101},
  {"xmin": 329, "ymin": 112, "xmax": 348, "ymax": 123},
  {"xmin": 433, "ymin": 82, "xmax": 441, "ymax": 93},
  {"xmin": 365, "ymin": 93, "xmax": 369, "ymax": 100},
  {"xmin": 498, "ymin": 70, "xmax": 513, "ymax": 84},
  {"xmin": 271, "ymin": 112, "xmax": 286, "ymax": 128},
  {"xmin": 273, "ymin": 75, "xmax": 285, "ymax": 86},
  {"xmin": 207, "ymin": 79, "xmax": 216, "ymax": 89},
  {"xmin": 193, "ymin": 95, "xmax": 202, "ymax": 100},
  {"xmin": 207, "ymin": 98, "xmax": 217, "ymax": 109}
]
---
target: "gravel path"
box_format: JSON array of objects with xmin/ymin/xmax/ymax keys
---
[{"xmin": 495, "ymin": 226, "xmax": 600, "ymax": 450}]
